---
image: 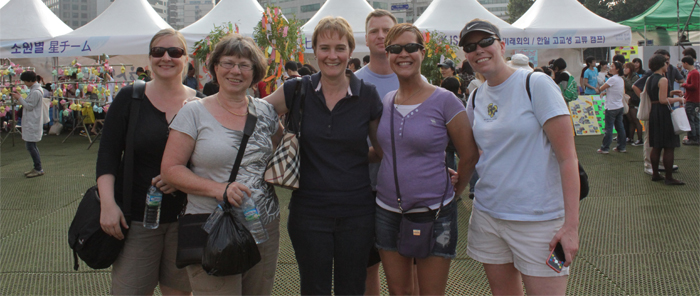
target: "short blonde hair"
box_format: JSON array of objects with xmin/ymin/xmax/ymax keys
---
[
  {"xmin": 207, "ymin": 34, "xmax": 268, "ymax": 87},
  {"xmin": 365, "ymin": 9, "xmax": 397, "ymax": 32},
  {"xmin": 312, "ymin": 16, "xmax": 355, "ymax": 52},
  {"xmin": 384, "ymin": 23, "xmax": 424, "ymax": 48},
  {"xmin": 149, "ymin": 28, "xmax": 188, "ymax": 56}
]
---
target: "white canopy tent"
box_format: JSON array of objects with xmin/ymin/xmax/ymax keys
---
[
  {"xmin": 414, "ymin": 0, "xmax": 523, "ymax": 48},
  {"xmin": 512, "ymin": 0, "xmax": 632, "ymax": 49},
  {"xmin": 179, "ymin": 0, "xmax": 264, "ymax": 51},
  {"xmin": 301, "ymin": 0, "xmax": 374, "ymax": 54},
  {"xmin": 3, "ymin": 0, "xmax": 172, "ymax": 58},
  {"xmin": 0, "ymin": 0, "xmax": 73, "ymax": 57}
]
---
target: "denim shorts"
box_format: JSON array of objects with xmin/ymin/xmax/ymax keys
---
[{"xmin": 375, "ymin": 202, "xmax": 458, "ymax": 259}]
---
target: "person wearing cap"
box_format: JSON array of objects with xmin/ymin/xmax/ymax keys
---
[
  {"xmin": 136, "ymin": 67, "xmax": 151, "ymax": 82},
  {"xmin": 460, "ymin": 19, "xmax": 579, "ymax": 295},
  {"xmin": 438, "ymin": 59, "xmax": 463, "ymax": 94},
  {"xmin": 507, "ymin": 54, "xmax": 533, "ymax": 71}
]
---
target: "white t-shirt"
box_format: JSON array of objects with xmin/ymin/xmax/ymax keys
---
[
  {"xmin": 603, "ymin": 75, "xmax": 625, "ymax": 110},
  {"xmin": 466, "ymin": 69, "xmax": 571, "ymax": 221}
]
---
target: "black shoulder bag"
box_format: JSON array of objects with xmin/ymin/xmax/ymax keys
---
[
  {"xmin": 471, "ymin": 72, "xmax": 589, "ymax": 200},
  {"xmin": 391, "ymin": 93, "xmax": 451, "ymax": 259},
  {"xmin": 176, "ymin": 97, "xmax": 259, "ymax": 268},
  {"xmin": 68, "ymin": 80, "xmax": 146, "ymax": 270}
]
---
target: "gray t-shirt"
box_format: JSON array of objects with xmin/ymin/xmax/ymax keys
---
[{"xmin": 170, "ymin": 98, "xmax": 280, "ymax": 225}]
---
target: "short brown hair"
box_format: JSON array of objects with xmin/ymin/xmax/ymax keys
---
[
  {"xmin": 149, "ymin": 28, "xmax": 188, "ymax": 56},
  {"xmin": 384, "ymin": 23, "xmax": 424, "ymax": 48},
  {"xmin": 207, "ymin": 33, "xmax": 267, "ymax": 87},
  {"xmin": 312, "ymin": 16, "xmax": 355, "ymax": 52},
  {"xmin": 365, "ymin": 9, "xmax": 397, "ymax": 31}
]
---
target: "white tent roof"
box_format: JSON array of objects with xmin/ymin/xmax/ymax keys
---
[
  {"xmin": 512, "ymin": 0, "xmax": 631, "ymax": 49},
  {"xmin": 0, "ymin": 0, "xmax": 72, "ymax": 43},
  {"xmin": 3, "ymin": 0, "xmax": 172, "ymax": 58},
  {"xmin": 180, "ymin": 0, "xmax": 264, "ymax": 50},
  {"xmin": 301, "ymin": 0, "xmax": 375, "ymax": 53},
  {"xmin": 413, "ymin": 0, "xmax": 522, "ymax": 47}
]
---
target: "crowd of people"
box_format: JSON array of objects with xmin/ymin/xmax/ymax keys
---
[{"xmin": 8, "ymin": 6, "xmax": 698, "ymax": 296}]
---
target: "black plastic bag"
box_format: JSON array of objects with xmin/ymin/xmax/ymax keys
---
[{"xmin": 202, "ymin": 203, "xmax": 261, "ymax": 276}]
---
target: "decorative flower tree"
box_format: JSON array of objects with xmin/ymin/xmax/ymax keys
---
[
  {"xmin": 421, "ymin": 31, "xmax": 461, "ymax": 86},
  {"xmin": 253, "ymin": 6, "xmax": 304, "ymax": 94}
]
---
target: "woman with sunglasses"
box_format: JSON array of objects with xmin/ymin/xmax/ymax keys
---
[
  {"xmin": 460, "ymin": 19, "xmax": 579, "ymax": 295},
  {"xmin": 372, "ymin": 23, "xmax": 478, "ymax": 295},
  {"xmin": 162, "ymin": 33, "xmax": 283, "ymax": 294},
  {"xmin": 264, "ymin": 17, "xmax": 383, "ymax": 295},
  {"xmin": 96, "ymin": 28, "xmax": 203, "ymax": 296}
]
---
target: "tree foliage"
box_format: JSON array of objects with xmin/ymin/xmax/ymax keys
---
[
  {"xmin": 507, "ymin": 0, "xmax": 535, "ymax": 24},
  {"xmin": 507, "ymin": 0, "xmax": 660, "ymax": 24}
]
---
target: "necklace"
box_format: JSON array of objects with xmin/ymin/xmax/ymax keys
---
[
  {"xmin": 395, "ymin": 87, "xmax": 422, "ymax": 106},
  {"xmin": 216, "ymin": 95, "xmax": 248, "ymax": 117}
]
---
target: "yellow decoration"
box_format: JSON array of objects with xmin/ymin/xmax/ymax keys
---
[
  {"xmin": 21, "ymin": 94, "xmax": 27, "ymax": 99},
  {"xmin": 121, "ymin": 66, "xmax": 126, "ymax": 74},
  {"xmin": 114, "ymin": 85, "xmax": 119, "ymax": 92},
  {"xmin": 1, "ymin": 88, "xmax": 8, "ymax": 95}
]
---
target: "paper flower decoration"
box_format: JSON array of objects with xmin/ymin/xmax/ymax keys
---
[
  {"xmin": 93, "ymin": 105, "xmax": 100, "ymax": 113},
  {"xmin": 103, "ymin": 105, "xmax": 109, "ymax": 112},
  {"xmin": 5, "ymin": 106, "xmax": 11, "ymax": 112},
  {"xmin": 75, "ymin": 89, "xmax": 80, "ymax": 97},
  {"xmin": 58, "ymin": 68, "xmax": 64, "ymax": 76},
  {"xmin": 76, "ymin": 72, "xmax": 84, "ymax": 79},
  {"xmin": 52, "ymin": 69, "xmax": 58, "ymax": 76},
  {"xmin": 0, "ymin": 111, "xmax": 6, "ymax": 117},
  {"xmin": 63, "ymin": 109, "xmax": 70, "ymax": 116},
  {"xmin": 52, "ymin": 100, "xmax": 58, "ymax": 106},
  {"xmin": 120, "ymin": 66, "xmax": 126, "ymax": 74},
  {"xmin": 59, "ymin": 99, "xmax": 66, "ymax": 105}
]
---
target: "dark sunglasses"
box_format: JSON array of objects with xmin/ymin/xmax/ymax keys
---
[
  {"xmin": 385, "ymin": 43, "xmax": 424, "ymax": 54},
  {"xmin": 150, "ymin": 47, "xmax": 185, "ymax": 58},
  {"xmin": 462, "ymin": 37, "xmax": 499, "ymax": 53}
]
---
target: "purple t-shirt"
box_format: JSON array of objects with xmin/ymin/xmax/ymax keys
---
[{"xmin": 376, "ymin": 87, "xmax": 466, "ymax": 210}]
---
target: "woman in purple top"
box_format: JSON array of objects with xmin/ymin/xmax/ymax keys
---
[{"xmin": 372, "ymin": 23, "xmax": 479, "ymax": 295}]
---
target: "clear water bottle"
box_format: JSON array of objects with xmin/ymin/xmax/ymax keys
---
[
  {"xmin": 143, "ymin": 185, "xmax": 162, "ymax": 229},
  {"xmin": 240, "ymin": 193, "xmax": 268, "ymax": 244}
]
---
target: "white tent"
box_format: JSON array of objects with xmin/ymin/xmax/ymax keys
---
[
  {"xmin": 4, "ymin": 0, "xmax": 172, "ymax": 58},
  {"xmin": 0, "ymin": 0, "xmax": 73, "ymax": 57},
  {"xmin": 301, "ymin": 0, "xmax": 374, "ymax": 53},
  {"xmin": 0, "ymin": 0, "xmax": 10, "ymax": 9},
  {"xmin": 512, "ymin": 0, "xmax": 632, "ymax": 49},
  {"xmin": 179, "ymin": 0, "xmax": 264, "ymax": 50},
  {"xmin": 413, "ymin": 0, "xmax": 523, "ymax": 47}
]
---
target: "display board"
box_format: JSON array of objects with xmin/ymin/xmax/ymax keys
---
[{"xmin": 569, "ymin": 95, "xmax": 602, "ymax": 136}]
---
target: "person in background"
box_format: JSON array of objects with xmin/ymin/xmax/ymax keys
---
[
  {"xmin": 633, "ymin": 49, "xmax": 684, "ymax": 176},
  {"xmin": 551, "ymin": 58, "xmax": 570, "ymax": 94},
  {"xmin": 363, "ymin": 55, "xmax": 370, "ymax": 67},
  {"xmin": 613, "ymin": 54, "xmax": 626, "ymax": 65},
  {"xmin": 136, "ymin": 67, "xmax": 151, "ymax": 82},
  {"xmin": 265, "ymin": 16, "xmax": 383, "ymax": 295},
  {"xmin": 597, "ymin": 61, "xmax": 626, "ymax": 154},
  {"xmin": 582, "ymin": 57, "xmax": 599, "ymax": 95},
  {"xmin": 612, "ymin": 55, "xmax": 629, "ymax": 139},
  {"xmin": 596, "ymin": 60, "xmax": 609, "ymax": 86},
  {"xmin": 680, "ymin": 55, "xmax": 699, "ymax": 145},
  {"xmin": 460, "ymin": 18, "xmax": 579, "ymax": 296},
  {"xmin": 458, "ymin": 60, "xmax": 475, "ymax": 94},
  {"xmin": 442, "ymin": 77, "xmax": 464, "ymax": 104},
  {"xmin": 303, "ymin": 63, "xmax": 318, "ymax": 74},
  {"xmin": 183, "ymin": 63, "xmax": 198, "ymax": 90},
  {"xmin": 97, "ymin": 28, "xmax": 202, "ymax": 296},
  {"xmin": 298, "ymin": 67, "xmax": 312, "ymax": 76},
  {"xmin": 161, "ymin": 33, "xmax": 283, "ymax": 295},
  {"xmin": 507, "ymin": 53, "xmax": 533, "ymax": 71},
  {"xmin": 646, "ymin": 54, "xmax": 685, "ymax": 185},
  {"xmin": 285, "ymin": 61, "xmax": 301, "ymax": 79},
  {"xmin": 10, "ymin": 71, "xmax": 46, "ymax": 178},
  {"xmin": 348, "ymin": 57, "xmax": 362, "ymax": 72},
  {"xmin": 633, "ymin": 58, "xmax": 645, "ymax": 78},
  {"xmin": 202, "ymin": 80, "xmax": 219, "ymax": 96},
  {"xmin": 682, "ymin": 48, "xmax": 699, "ymax": 70},
  {"xmin": 623, "ymin": 62, "xmax": 643, "ymax": 146},
  {"xmin": 438, "ymin": 59, "xmax": 463, "ymax": 96}
]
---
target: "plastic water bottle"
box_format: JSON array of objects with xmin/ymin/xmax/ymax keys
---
[
  {"xmin": 143, "ymin": 186, "xmax": 162, "ymax": 229},
  {"xmin": 240, "ymin": 193, "xmax": 268, "ymax": 244}
]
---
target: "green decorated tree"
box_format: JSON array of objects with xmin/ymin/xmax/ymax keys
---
[
  {"xmin": 421, "ymin": 30, "xmax": 460, "ymax": 85},
  {"xmin": 253, "ymin": 6, "xmax": 304, "ymax": 94}
]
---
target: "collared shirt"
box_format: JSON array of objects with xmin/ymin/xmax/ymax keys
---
[{"xmin": 282, "ymin": 71, "xmax": 383, "ymax": 218}]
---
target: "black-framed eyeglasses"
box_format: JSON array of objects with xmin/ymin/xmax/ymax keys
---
[
  {"xmin": 218, "ymin": 62, "xmax": 253, "ymax": 72},
  {"xmin": 385, "ymin": 43, "xmax": 424, "ymax": 54},
  {"xmin": 150, "ymin": 47, "xmax": 185, "ymax": 58},
  {"xmin": 462, "ymin": 37, "xmax": 499, "ymax": 53}
]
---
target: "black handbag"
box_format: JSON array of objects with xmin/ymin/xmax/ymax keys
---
[
  {"xmin": 176, "ymin": 96, "xmax": 259, "ymax": 268},
  {"xmin": 471, "ymin": 72, "xmax": 590, "ymax": 200},
  {"xmin": 68, "ymin": 80, "xmax": 145, "ymax": 270},
  {"xmin": 390, "ymin": 93, "xmax": 450, "ymax": 259}
]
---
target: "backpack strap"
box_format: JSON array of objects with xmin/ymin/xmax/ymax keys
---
[{"xmin": 122, "ymin": 80, "xmax": 146, "ymax": 222}]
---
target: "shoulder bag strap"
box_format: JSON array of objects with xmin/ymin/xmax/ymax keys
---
[
  {"xmin": 226, "ymin": 96, "xmax": 258, "ymax": 185},
  {"xmin": 122, "ymin": 80, "xmax": 146, "ymax": 222}
]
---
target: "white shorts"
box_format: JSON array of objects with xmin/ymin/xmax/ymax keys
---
[{"xmin": 466, "ymin": 207, "xmax": 569, "ymax": 277}]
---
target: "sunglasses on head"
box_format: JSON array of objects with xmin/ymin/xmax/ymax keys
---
[
  {"xmin": 462, "ymin": 37, "xmax": 499, "ymax": 53},
  {"xmin": 385, "ymin": 43, "xmax": 424, "ymax": 54},
  {"xmin": 150, "ymin": 47, "xmax": 185, "ymax": 58}
]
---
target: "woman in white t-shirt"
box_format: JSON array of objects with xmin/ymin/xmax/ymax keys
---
[
  {"xmin": 460, "ymin": 19, "xmax": 580, "ymax": 295},
  {"xmin": 597, "ymin": 61, "xmax": 627, "ymax": 153}
]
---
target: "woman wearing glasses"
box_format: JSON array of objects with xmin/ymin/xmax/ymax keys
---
[
  {"xmin": 372, "ymin": 23, "xmax": 478, "ymax": 295},
  {"xmin": 96, "ymin": 28, "xmax": 203, "ymax": 295},
  {"xmin": 161, "ymin": 34, "xmax": 284, "ymax": 294},
  {"xmin": 460, "ymin": 19, "xmax": 579, "ymax": 295},
  {"xmin": 264, "ymin": 17, "xmax": 383, "ymax": 295}
]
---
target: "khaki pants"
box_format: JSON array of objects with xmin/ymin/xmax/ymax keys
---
[{"xmin": 186, "ymin": 218, "xmax": 280, "ymax": 295}]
